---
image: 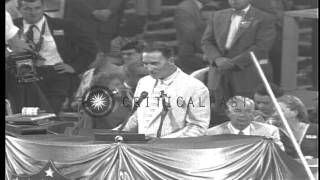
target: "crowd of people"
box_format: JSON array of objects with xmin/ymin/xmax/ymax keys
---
[{"xmin": 5, "ymin": 0, "xmax": 318, "ymax": 160}]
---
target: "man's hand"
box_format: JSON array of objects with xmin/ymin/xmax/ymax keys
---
[
  {"xmin": 215, "ymin": 57, "xmax": 234, "ymax": 71},
  {"xmin": 92, "ymin": 9, "xmax": 112, "ymax": 22},
  {"xmin": 7, "ymin": 36, "xmax": 32, "ymax": 53},
  {"xmin": 54, "ymin": 63, "xmax": 75, "ymax": 74}
]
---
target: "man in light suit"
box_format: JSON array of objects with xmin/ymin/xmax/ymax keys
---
[
  {"xmin": 201, "ymin": 0, "xmax": 276, "ymax": 124},
  {"xmin": 174, "ymin": 0, "xmax": 214, "ymax": 74},
  {"xmin": 207, "ymin": 96, "xmax": 284, "ymax": 150},
  {"xmin": 120, "ymin": 41, "xmax": 211, "ymax": 138}
]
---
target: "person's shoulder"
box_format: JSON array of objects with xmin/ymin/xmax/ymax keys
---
[
  {"xmin": 183, "ymin": 72, "xmax": 209, "ymax": 90},
  {"xmin": 215, "ymin": 8, "xmax": 231, "ymax": 14},
  {"xmin": 252, "ymin": 121, "xmax": 278, "ymax": 131},
  {"xmin": 207, "ymin": 122, "xmax": 229, "ymax": 135},
  {"xmin": 46, "ymin": 15, "xmax": 76, "ymax": 28},
  {"xmin": 137, "ymin": 75, "xmax": 154, "ymax": 84},
  {"xmin": 250, "ymin": 6, "xmax": 275, "ymax": 20}
]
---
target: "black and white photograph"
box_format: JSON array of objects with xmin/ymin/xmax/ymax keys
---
[{"xmin": 5, "ymin": 0, "xmax": 318, "ymax": 179}]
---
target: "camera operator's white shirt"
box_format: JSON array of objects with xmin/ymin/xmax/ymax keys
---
[{"xmin": 23, "ymin": 16, "xmax": 63, "ymax": 66}]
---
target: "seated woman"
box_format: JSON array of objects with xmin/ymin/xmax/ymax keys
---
[{"xmin": 274, "ymin": 95, "xmax": 318, "ymax": 158}]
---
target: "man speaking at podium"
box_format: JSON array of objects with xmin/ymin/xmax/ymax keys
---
[{"xmin": 119, "ymin": 41, "xmax": 211, "ymax": 138}]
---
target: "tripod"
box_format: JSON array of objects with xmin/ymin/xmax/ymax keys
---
[{"xmin": 5, "ymin": 71, "xmax": 54, "ymax": 115}]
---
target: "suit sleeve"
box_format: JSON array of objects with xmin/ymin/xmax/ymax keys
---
[
  {"xmin": 163, "ymin": 84, "xmax": 210, "ymax": 138},
  {"xmin": 174, "ymin": 9, "xmax": 202, "ymax": 69},
  {"xmin": 230, "ymin": 14, "xmax": 276, "ymax": 70},
  {"xmin": 174, "ymin": 8, "xmax": 204, "ymax": 68},
  {"xmin": 121, "ymin": 78, "xmax": 144, "ymax": 132},
  {"xmin": 66, "ymin": 20, "xmax": 97, "ymax": 73},
  {"xmin": 201, "ymin": 12, "xmax": 223, "ymax": 62}
]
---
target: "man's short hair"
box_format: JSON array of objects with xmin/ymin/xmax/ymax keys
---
[
  {"xmin": 254, "ymin": 83, "xmax": 284, "ymax": 98},
  {"xmin": 120, "ymin": 40, "xmax": 144, "ymax": 53},
  {"xmin": 141, "ymin": 41, "xmax": 174, "ymax": 59},
  {"xmin": 18, "ymin": 0, "xmax": 44, "ymax": 8}
]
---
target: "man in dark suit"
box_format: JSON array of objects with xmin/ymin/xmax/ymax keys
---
[
  {"xmin": 11, "ymin": 0, "xmax": 97, "ymax": 114},
  {"xmin": 174, "ymin": 0, "xmax": 213, "ymax": 74},
  {"xmin": 201, "ymin": 0, "xmax": 276, "ymax": 125},
  {"xmin": 64, "ymin": 0, "xmax": 126, "ymax": 53}
]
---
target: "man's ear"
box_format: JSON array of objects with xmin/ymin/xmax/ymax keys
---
[
  {"xmin": 168, "ymin": 57, "xmax": 175, "ymax": 64},
  {"xmin": 292, "ymin": 110, "xmax": 299, "ymax": 117}
]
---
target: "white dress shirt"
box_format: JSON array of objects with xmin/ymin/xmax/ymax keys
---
[
  {"xmin": 225, "ymin": 4, "xmax": 251, "ymax": 49},
  {"xmin": 23, "ymin": 16, "xmax": 64, "ymax": 66},
  {"xmin": 228, "ymin": 122, "xmax": 252, "ymax": 135},
  {"xmin": 123, "ymin": 68, "xmax": 211, "ymax": 138},
  {"xmin": 5, "ymin": 10, "xmax": 19, "ymax": 42}
]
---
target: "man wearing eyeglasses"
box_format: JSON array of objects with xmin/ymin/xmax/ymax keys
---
[{"xmin": 207, "ymin": 96, "xmax": 284, "ymax": 150}]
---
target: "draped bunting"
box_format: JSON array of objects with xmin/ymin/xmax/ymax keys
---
[{"xmin": 5, "ymin": 134, "xmax": 309, "ymax": 180}]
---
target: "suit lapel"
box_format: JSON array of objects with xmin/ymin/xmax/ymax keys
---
[
  {"xmin": 229, "ymin": 7, "xmax": 256, "ymax": 49},
  {"xmin": 214, "ymin": 10, "xmax": 232, "ymax": 53},
  {"xmin": 45, "ymin": 15, "xmax": 65, "ymax": 54}
]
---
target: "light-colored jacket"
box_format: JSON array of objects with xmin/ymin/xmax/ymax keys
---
[
  {"xmin": 123, "ymin": 68, "xmax": 211, "ymax": 138},
  {"xmin": 207, "ymin": 121, "xmax": 285, "ymax": 150}
]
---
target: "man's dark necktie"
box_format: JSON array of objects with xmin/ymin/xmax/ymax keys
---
[
  {"xmin": 26, "ymin": 24, "xmax": 36, "ymax": 44},
  {"xmin": 238, "ymin": 131, "xmax": 244, "ymax": 135}
]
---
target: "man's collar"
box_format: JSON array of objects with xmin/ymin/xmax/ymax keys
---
[
  {"xmin": 232, "ymin": 4, "xmax": 251, "ymax": 15},
  {"xmin": 228, "ymin": 122, "xmax": 252, "ymax": 135},
  {"xmin": 159, "ymin": 67, "xmax": 179, "ymax": 86},
  {"xmin": 192, "ymin": 0, "xmax": 203, "ymax": 10},
  {"xmin": 23, "ymin": 16, "xmax": 45, "ymax": 32}
]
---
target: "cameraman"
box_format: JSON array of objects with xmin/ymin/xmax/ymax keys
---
[{"xmin": 9, "ymin": 0, "xmax": 97, "ymax": 114}]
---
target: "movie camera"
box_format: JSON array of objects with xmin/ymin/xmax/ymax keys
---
[{"xmin": 6, "ymin": 50, "xmax": 42, "ymax": 83}]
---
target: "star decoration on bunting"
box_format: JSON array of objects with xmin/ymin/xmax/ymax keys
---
[
  {"xmin": 45, "ymin": 167, "xmax": 54, "ymax": 177},
  {"xmin": 12, "ymin": 161, "xmax": 71, "ymax": 180}
]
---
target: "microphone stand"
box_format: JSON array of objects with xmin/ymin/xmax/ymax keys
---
[{"xmin": 156, "ymin": 90, "xmax": 169, "ymax": 138}]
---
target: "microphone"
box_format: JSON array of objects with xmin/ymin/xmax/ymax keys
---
[
  {"xmin": 131, "ymin": 91, "xmax": 148, "ymax": 115},
  {"xmin": 117, "ymin": 91, "xmax": 148, "ymax": 132}
]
